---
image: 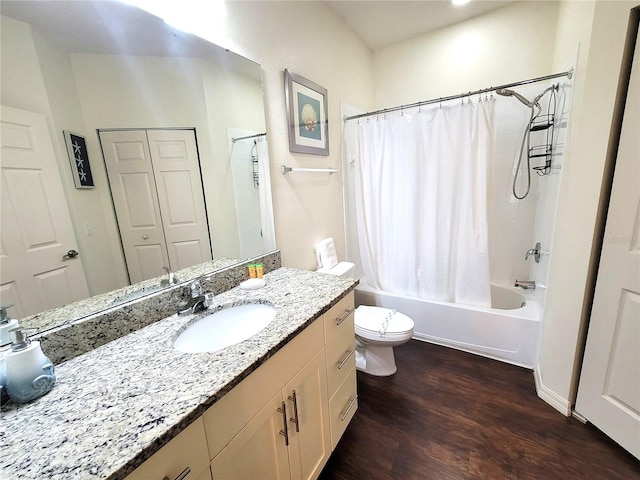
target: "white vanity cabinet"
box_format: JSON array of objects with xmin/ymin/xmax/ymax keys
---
[
  {"xmin": 205, "ymin": 319, "xmax": 331, "ymax": 480},
  {"xmin": 127, "ymin": 291, "xmax": 357, "ymax": 480},
  {"xmin": 124, "ymin": 417, "xmax": 212, "ymax": 480}
]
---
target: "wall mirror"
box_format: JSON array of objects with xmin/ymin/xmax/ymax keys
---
[{"xmin": 0, "ymin": 0, "xmax": 275, "ymax": 337}]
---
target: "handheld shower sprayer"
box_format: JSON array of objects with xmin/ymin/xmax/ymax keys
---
[
  {"xmin": 495, "ymin": 83, "xmax": 559, "ymax": 200},
  {"xmin": 495, "ymin": 88, "xmax": 534, "ymax": 108}
]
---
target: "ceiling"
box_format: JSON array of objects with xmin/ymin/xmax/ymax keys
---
[
  {"xmin": 1, "ymin": 0, "xmax": 513, "ymax": 59},
  {"xmin": 324, "ymin": 0, "xmax": 513, "ymax": 50}
]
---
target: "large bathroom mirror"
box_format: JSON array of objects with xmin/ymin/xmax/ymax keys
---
[{"xmin": 0, "ymin": 0, "xmax": 275, "ymax": 335}]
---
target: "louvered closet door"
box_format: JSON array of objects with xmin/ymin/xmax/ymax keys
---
[{"xmin": 100, "ymin": 130, "xmax": 169, "ymax": 284}]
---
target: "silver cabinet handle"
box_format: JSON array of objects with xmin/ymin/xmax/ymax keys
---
[
  {"xmin": 62, "ymin": 249, "xmax": 79, "ymax": 260},
  {"xmin": 340, "ymin": 395, "xmax": 358, "ymax": 422},
  {"xmin": 336, "ymin": 308, "xmax": 355, "ymax": 326},
  {"xmin": 277, "ymin": 401, "xmax": 289, "ymax": 446},
  {"xmin": 337, "ymin": 346, "xmax": 356, "ymax": 370},
  {"xmin": 288, "ymin": 390, "xmax": 300, "ymax": 432},
  {"xmin": 162, "ymin": 467, "xmax": 191, "ymax": 480}
]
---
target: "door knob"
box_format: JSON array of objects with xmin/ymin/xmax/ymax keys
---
[
  {"xmin": 62, "ymin": 249, "xmax": 79, "ymax": 260},
  {"xmin": 142, "ymin": 234, "xmax": 149, "ymax": 240}
]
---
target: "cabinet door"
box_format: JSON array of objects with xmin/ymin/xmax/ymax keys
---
[
  {"xmin": 210, "ymin": 391, "xmax": 291, "ymax": 480},
  {"xmin": 285, "ymin": 350, "xmax": 331, "ymax": 480}
]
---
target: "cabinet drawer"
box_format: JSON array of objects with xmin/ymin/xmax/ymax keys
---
[
  {"xmin": 323, "ymin": 292, "xmax": 355, "ymax": 343},
  {"xmin": 325, "ymin": 315, "xmax": 355, "ymax": 395},
  {"xmin": 125, "ymin": 418, "xmax": 210, "ymax": 480},
  {"xmin": 328, "ymin": 368, "xmax": 358, "ymax": 451}
]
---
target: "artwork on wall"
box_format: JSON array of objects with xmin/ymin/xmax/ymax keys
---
[
  {"xmin": 284, "ymin": 69, "xmax": 329, "ymax": 156},
  {"xmin": 63, "ymin": 131, "xmax": 94, "ymax": 188}
]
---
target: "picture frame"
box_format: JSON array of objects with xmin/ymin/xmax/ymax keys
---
[
  {"xmin": 63, "ymin": 131, "xmax": 94, "ymax": 188},
  {"xmin": 284, "ymin": 69, "xmax": 329, "ymax": 156}
]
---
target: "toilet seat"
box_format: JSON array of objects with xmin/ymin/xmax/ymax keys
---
[{"xmin": 354, "ymin": 306, "xmax": 414, "ymax": 338}]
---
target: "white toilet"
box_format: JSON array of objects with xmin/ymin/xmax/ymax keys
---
[{"xmin": 315, "ymin": 238, "xmax": 415, "ymax": 376}]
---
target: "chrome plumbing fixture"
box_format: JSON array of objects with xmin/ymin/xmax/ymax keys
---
[
  {"xmin": 161, "ymin": 266, "xmax": 179, "ymax": 286},
  {"xmin": 514, "ymin": 280, "xmax": 536, "ymax": 290},
  {"xmin": 178, "ymin": 280, "xmax": 213, "ymax": 315},
  {"xmin": 525, "ymin": 242, "xmax": 541, "ymax": 263}
]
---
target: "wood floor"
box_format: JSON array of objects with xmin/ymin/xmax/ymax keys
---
[{"xmin": 320, "ymin": 340, "xmax": 640, "ymax": 480}]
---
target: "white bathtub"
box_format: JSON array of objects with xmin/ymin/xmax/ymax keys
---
[{"xmin": 354, "ymin": 281, "xmax": 541, "ymax": 368}]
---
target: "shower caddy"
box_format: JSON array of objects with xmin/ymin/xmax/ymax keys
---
[{"xmin": 528, "ymin": 91, "xmax": 558, "ymax": 176}]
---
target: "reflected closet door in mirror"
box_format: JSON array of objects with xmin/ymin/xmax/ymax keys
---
[{"xmin": 100, "ymin": 129, "xmax": 212, "ymax": 284}]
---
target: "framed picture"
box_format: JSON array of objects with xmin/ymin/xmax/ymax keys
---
[
  {"xmin": 284, "ymin": 69, "xmax": 329, "ymax": 156},
  {"xmin": 63, "ymin": 131, "xmax": 94, "ymax": 188}
]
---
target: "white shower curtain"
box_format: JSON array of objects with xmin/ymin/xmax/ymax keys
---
[
  {"xmin": 256, "ymin": 137, "xmax": 276, "ymax": 252},
  {"xmin": 348, "ymin": 99, "xmax": 495, "ymax": 307}
]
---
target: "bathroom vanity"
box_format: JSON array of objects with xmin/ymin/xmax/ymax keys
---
[{"xmin": 0, "ymin": 268, "xmax": 358, "ymax": 480}]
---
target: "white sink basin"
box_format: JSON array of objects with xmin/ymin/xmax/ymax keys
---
[{"xmin": 173, "ymin": 303, "xmax": 276, "ymax": 353}]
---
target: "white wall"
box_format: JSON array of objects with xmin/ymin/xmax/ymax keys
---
[
  {"xmin": 0, "ymin": 16, "xmax": 128, "ymax": 296},
  {"xmin": 536, "ymin": 0, "xmax": 638, "ymax": 413},
  {"xmin": 178, "ymin": 0, "xmax": 375, "ymax": 270},
  {"xmin": 371, "ymin": 1, "xmax": 559, "ymax": 109}
]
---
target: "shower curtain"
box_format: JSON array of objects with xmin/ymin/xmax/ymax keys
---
[
  {"xmin": 256, "ymin": 137, "xmax": 276, "ymax": 252},
  {"xmin": 346, "ymin": 99, "xmax": 495, "ymax": 307}
]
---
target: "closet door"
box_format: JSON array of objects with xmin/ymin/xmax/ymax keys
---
[
  {"xmin": 147, "ymin": 130, "xmax": 212, "ymax": 270},
  {"xmin": 100, "ymin": 130, "xmax": 169, "ymax": 284}
]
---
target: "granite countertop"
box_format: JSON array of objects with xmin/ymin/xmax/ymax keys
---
[{"xmin": 0, "ymin": 267, "xmax": 357, "ymax": 480}]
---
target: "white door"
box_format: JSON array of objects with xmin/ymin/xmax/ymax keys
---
[
  {"xmin": 0, "ymin": 106, "xmax": 89, "ymax": 317},
  {"xmin": 575, "ymin": 28, "xmax": 640, "ymax": 459},
  {"xmin": 100, "ymin": 130, "xmax": 170, "ymax": 284},
  {"xmin": 100, "ymin": 129, "xmax": 211, "ymax": 284},
  {"xmin": 146, "ymin": 130, "xmax": 212, "ymax": 270}
]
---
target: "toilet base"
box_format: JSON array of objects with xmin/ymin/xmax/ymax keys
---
[{"xmin": 355, "ymin": 344, "xmax": 398, "ymax": 376}]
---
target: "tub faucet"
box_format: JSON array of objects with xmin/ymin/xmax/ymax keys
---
[
  {"xmin": 525, "ymin": 242, "xmax": 541, "ymax": 263},
  {"xmin": 514, "ymin": 280, "xmax": 536, "ymax": 290}
]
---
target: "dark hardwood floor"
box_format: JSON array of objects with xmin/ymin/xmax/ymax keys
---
[{"xmin": 320, "ymin": 340, "xmax": 640, "ymax": 480}]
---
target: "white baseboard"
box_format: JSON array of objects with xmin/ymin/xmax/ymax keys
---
[{"xmin": 534, "ymin": 364, "xmax": 572, "ymax": 416}]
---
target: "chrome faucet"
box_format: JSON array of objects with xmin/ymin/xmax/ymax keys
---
[
  {"xmin": 178, "ymin": 280, "xmax": 212, "ymax": 315},
  {"xmin": 525, "ymin": 242, "xmax": 541, "ymax": 263},
  {"xmin": 161, "ymin": 266, "xmax": 179, "ymax": 286},
  {"xmin": 514, "ymin": 280, "xmax": 536, "ymax": 290}
]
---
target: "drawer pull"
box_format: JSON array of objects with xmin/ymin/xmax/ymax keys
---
[
  {"xmin": 277, "ymin": 401, "xmax": 289, "ymax": 446},
  {"xmin": 337, "ymin": 346, "xmax": 356, "ymax": 370},
  {"xmin": 336, "ymin": 308, "xmax": 355, "ymax": 326},
  {"xmin": 162, "ymin": 467, "xmax": 191, "ymax": 480},
  {"xmin": 288, "ymin": 390, "xmax": 300, "ymax": 432},
  {"xmin": 340, "ymin": 395, "xmax": 358, "ymax": 422}
]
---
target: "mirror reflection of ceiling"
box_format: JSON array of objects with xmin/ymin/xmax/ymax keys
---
[
  {"xmin": 0, "ymin": 0, "xmax": 258, "ymax": 79},
  {"xmin": 0, "ymin": 0, "xmax": 272, "ymax": 330}
]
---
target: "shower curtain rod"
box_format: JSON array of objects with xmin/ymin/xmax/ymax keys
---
[
  {"xmin": 231, "ymin": 132, "xmax": 267, "ymax": 143},
  {"xmin": 343, "ymin": 69, "xmax": 573, "ymax": 123}
]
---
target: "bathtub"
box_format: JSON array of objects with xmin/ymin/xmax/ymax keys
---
[{"xmin": 354, "ymin": 281, "xmax": 541, "ymax": 368}]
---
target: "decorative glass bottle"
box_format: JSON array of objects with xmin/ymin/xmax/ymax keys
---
[{"xmin": 5, "ymin": 328, "xmax": 56, "ymax": 404}]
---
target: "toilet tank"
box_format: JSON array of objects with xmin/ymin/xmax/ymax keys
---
[{"xmin": 318, "ymin": 261, "xmax": 355, "ymax": 277}]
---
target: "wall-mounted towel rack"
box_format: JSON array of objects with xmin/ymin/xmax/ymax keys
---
[{"xmin": 281, "ymin": 165, "xmax": 338, "ymax": 175}]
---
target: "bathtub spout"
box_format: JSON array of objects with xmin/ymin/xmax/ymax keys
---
[{"xmin": 515, "ymin": 280, "xmax": 536, "ymax": 290}]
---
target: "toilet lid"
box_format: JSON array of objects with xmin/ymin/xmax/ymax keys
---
[{"xmin": 355, "ymin": 306, "xmax": 414, "ymax": 334}]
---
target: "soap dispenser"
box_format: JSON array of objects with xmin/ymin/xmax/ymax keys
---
[
  {"xmin": 0, "ymin": 304, "xmax": 19, "ymax": 346},
  {"xmin": 5, "ymin": 328, "xmax": 56, "ymax": 404}
]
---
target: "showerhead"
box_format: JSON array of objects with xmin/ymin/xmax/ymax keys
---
[{"xmin": 495, "ymin": 88, "xmax": 534, "ymax": 107}]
